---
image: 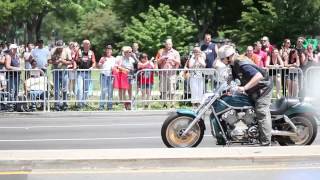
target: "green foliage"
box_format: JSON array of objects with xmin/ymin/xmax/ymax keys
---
[
  {"xmin": 223, "ymin": 0, "xmax": 320, "ymax": 51},
  {"xmin": 122, "ymin": 4, "xmax": 197, "ymax": 56},
  {"xmin": 78, "ymin": 8, "xmax": 122, "ymax": 56}
]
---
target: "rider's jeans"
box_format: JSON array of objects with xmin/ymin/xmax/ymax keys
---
[{"xmin": 251, "ymin": 90, "xmax": 272, "ymax": 144}]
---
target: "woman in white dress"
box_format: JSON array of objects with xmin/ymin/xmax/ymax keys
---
[{"xmin": 188, "ymin": 47, "xmax": 206, "ymax": 107}]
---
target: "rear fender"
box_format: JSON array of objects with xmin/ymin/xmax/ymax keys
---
[{"xmin": 285, "ymin": 103, "xmax": 319, "ymax": 118}]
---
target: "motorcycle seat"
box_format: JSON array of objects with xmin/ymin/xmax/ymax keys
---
[{"xmin": 270, "ymin": 97, "xmax": 300, "ymax": 115}]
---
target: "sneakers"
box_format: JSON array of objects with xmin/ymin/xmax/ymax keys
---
[
  {"xmin": 260, "ymin": 141, "xmax": 271, "ymax": 146},
  {"xmin": 54, "ymin": 106, "xmax": 61, "ymax": 111}
]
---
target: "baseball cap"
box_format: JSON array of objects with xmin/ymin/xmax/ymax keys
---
[
  {"xmin": 218, "ymin": 45, "xmax": 235, "ymax": 59},
  {"xmin": 9, "ymin": 44, "xmax": 18, "ymax": 50},
  {"xmin": 56, "ymin": 40, "xmax": 64, "ymax": 48}
]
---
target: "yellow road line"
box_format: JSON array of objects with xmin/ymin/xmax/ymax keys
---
[{"xmin": 1, "ymin": 165, "xmax": 320, "ymax": 175}]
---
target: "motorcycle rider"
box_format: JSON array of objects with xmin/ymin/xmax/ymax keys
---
[{"xmin": 218, "ymin": 45, "xmax": 273, "ymax": 146}]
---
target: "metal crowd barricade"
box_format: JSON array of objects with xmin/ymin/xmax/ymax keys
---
[
  {"xmin": 48, "ymin": 69, "xmax": 134, "ymax": 111},
  {"xmin": 0, "ymin": 67, "xmax": 306, "ymax": 112},
  {"xmin": 133, "ymin": 68, "xmax": 220, "ymax": 109},
  {"xmin": 0, "ymin": 69, "xmax": 47, "ymax": 112},
  {"xmin": 267, "ymin": 66, "xmax": 303, "ymax": 100},
  {"xmin": 304, "ymin": 66, "xmax": 320, "ymax": 105}
]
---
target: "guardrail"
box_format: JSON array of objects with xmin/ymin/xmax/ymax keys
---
[{"xmin": 0, "ymin": 67, "xmax": 306, "ymax": 112}]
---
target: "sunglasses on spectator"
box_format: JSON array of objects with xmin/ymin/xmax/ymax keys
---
[{"xmin": 124, "ymin": 51, "xmax": 132, "ymax": 54}]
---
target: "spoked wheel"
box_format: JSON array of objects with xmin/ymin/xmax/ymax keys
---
[
  {"xmin": 161, "ymin": 113, "xmax": 205, "ymax": 148},
  {"xmin": 278, "ymin": 115, "xmax": 317, "ymax": 146}
]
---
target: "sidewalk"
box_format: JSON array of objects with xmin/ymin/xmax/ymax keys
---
[{"xmin": 0, "ymin": 146, "xmax": 320, "ymax": 171}]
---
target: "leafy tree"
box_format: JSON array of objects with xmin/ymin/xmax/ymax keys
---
[
  {"xmin": 112, "ymin": 0, "xmax": 243, "ymax": 41},
  {"xmin": 122, "ymin": 3, "xmax": 197, "ymax": 56},
  {"xmin": 224, "ymin": 0, "xmax": 320, "ymax": 51},
  {"xmin": 78, "ymin": 8, "xmax": 123, "ymax": 56}
]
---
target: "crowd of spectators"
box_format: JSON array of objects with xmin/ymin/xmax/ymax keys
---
[{"xmin": 0, "ymin": 35, "xmax": 319, "ymax": 111}]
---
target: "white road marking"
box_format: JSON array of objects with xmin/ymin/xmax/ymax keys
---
[
  {"xmin": 0, "ymin": 135, "xmax": 212, "ymax": 142},
  {"xmin": 0, "ymin": 123, "xmax": 162, "ymax": 129}
]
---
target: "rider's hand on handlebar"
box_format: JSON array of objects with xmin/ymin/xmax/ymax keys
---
[{"xmin": 237, "ymin": 86, "xmax": 246, "ymax": 94}]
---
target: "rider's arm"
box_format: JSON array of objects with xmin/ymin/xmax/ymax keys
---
[{"xmin": 243, "ymin": 72, "xmax": 264, "ymax": 91}]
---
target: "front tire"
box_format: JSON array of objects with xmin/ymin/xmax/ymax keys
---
[
  {"xmin": 161, "ymin": 113, "xmax": 205, "ymax": 148},
  {"xmin": 278, "ymin": 114, "xmax": 318, "ymax": 146}
]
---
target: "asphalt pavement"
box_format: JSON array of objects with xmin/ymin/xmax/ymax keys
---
[
  {"xmin": 0, "ymin": 111, "xmax": 320, "ymax": 180},
  {"xmin": 0, "ymin": 111, "xmax": 319, "ymax": 150}
]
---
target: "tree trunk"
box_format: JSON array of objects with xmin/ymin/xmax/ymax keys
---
[
  {"xmin": 26, "ymin": 13, "xmax": 45, "ymax": 43},
  {"xmin": 35, "ymin": 15, "xmax": 44, "ymax": 41},
  {"xmin": 26, "ymin": 22, "xmax": 35, "ymax": 43}
]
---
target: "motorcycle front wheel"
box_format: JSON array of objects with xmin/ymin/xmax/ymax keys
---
[
  {"xmin": 277, "ymin": 114, "xmax": 318, "ymax": 146},
  {"xmin": 161, "ymin": 113, "xmax": 205, "ymax": 148}
]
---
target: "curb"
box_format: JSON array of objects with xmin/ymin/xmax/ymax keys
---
[{"xmin": 0, "ymin": 146, "xmax": 320, "ymax": 171}]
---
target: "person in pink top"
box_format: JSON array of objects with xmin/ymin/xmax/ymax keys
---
[
  {"xmin": 253, "ymin": 41, "xmax": 269, "ymax": 68},
  {"xmin": 261, "ymin": 36, "xmax": 273, "ymax": 54}
]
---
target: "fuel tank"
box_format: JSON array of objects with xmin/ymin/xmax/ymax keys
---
[{"xmin": 213, "ymin": 94, "xmax": 254, "ymax": 113}]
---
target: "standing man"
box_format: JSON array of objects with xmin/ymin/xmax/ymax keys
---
[
  {"xmin": 75, "ymin": 40, "xmax": 96, "ymax": 109},
  {"xmin": 200, "ymin": 34, "xmax": 217, "ymax": 68},
  {"xmin": 131, "ymin": 42, "xmax": 140, "ymax": 74},
  {"xmin": 200, "ymin": 34, "xmax": 217, "ymax": 91},
  {"xmin": 218, "ymin": 45, "xmax": 273, "ymax": 146},
  {"xmin": 24, "ymin": 42, "xmax": 34, "ymax": 71},
  {"xmin": 31, "ymin": 39, "xmax": 50, "ymax": 73},
  {"xmin": 48, "ymin": 40, "xmax": 74, "ymax": 111},
  {"xmin": 157, "ymin": 39, "xmax": 180, "ymax": 107},
  {"xmin": 261, "ymin": 36, "xmax": 273, "ymax": 55},
  {"xmin": 98, "ymin": 44, "xmax": 116, "ymax": 110}
]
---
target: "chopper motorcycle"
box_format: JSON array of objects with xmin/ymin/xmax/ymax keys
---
[{"xmin": 161, "ymin": 80, "xmax": 318, "ymax": 147}]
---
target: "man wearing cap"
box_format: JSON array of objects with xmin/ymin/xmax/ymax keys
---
[
  {"xmin": 98, "ymin": 44, "xmax": 116, "ymax": 110},
  {"xmin": 48, "ymin": 40, "xmax": 74, "ymax": 111},
  {"xmin": 218, "ymin": 45, "xmax": 273, "ymax": 146},
  {"xmin": 31, "ymin": 39, "xmax": 50, "ymax": 73},
  {"xmin": 4, "ymin": 44, "xmax": 21, "ymax": 111}
]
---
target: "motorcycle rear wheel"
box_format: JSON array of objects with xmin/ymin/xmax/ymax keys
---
[
  {"xmin": 277, "ymin": 115, "xmax": 317, "ymax": 146},
  {"xmin": 161, "ymin": 113, "xmax": 205, "ymax": 148}
]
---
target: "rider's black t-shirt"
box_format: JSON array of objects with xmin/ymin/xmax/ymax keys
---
[{"xmin": 232, "ymin": 59, "xmax": 272, "ymax": 96}]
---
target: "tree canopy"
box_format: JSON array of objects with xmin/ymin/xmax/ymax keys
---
[{"xmin": 1, "ymin": 0, "xmax": 319, "ymax": 55}]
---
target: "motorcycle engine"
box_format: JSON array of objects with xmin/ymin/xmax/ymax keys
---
[{"xmin": 221, "ymin": 109, "xmax": 257, "ymax": 141}]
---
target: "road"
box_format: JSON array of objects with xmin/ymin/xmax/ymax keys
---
[{"xmin": 0, "ymin": 112, "xmax": 319, "ymax": 150}]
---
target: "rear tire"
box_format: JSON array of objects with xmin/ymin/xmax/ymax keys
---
[
  {"xmin": 278, "ymin": 114, "xmax": 317, "ymax": 146},
  {"xmin": 161, "ymin": 113, "xmax": 205, "ymax": 148}
]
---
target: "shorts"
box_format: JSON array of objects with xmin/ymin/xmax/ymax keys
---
[
  {"xmin": 0, "ymin": 73, "xmax": 7, "ymax": 89},
  {"xmin": 140, "ymin": 84, "xmax": 153, "ymax": 90}
]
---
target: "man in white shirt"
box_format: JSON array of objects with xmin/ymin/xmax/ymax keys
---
[
  {"xmin": 31, "ymin": 39, "xmax": 50, "ymax": 73},
  {"xmin": 98, "ymin": 44, "xmax": 116, "ymax": 110}
]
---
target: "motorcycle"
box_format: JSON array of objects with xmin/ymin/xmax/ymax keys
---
[{"xmin": 161, "ymin": 80, "xmax": 318, "ymax": 147}]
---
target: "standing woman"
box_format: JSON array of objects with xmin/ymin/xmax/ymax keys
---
[
  {"xmin": 280, "ymin": 39, "xmax": 291, "ymax": 59},
  {"xmin": 188, "ymin": 47, "xmax": 206, "ymax": 108},
  {"xmin": 113, "ymin": 46, "xmax": 135, "ymax": 110},
  {"xmin": 137, "ymin": 53, "xmax": 154, "ymax": 109},
  {"xmin": 284, "ymin": 49, "xmax": 300, "ymax": 97},
  {"xmin": 5, "ymin": 44, "xmax": 21, "ymax": 111},
  {"xmin": 266, "ymin": 48, "xmax": 284, "ymax": 99},
  {"xmin": 304, "ymin": 44, "xmax": 318, "ymax": 67}
]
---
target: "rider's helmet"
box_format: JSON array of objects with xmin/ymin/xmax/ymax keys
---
[{"xmin": 218, "ymin": 45, "xmax": 235, "ymax": 59}]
